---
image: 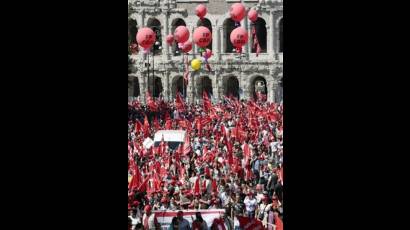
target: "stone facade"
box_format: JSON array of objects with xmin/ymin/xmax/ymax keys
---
[{"xmin": 128, "ymin": 0, "xmax": 283, "ymax": 103}]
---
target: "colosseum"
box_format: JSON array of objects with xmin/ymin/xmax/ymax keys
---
[{"xmin": 128, "ymin": 0, "xmax": 283, "ymax": 103}]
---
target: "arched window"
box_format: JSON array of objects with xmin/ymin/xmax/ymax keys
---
[
  {"xmin": 251, "ymin": 76, "xmax": 267, "ymax": 101},
  {"xmin": 128, "ymin": 19, "xmax": 138, "ymax": 44},
  {"xmin": 279, "ymin": 18, "xmax": 283, "ymax": 53},
  {"xmin": 225, "ymin": 76, "xmax": 239, "ymax": 99},
  {"xmin": 171, "ymin": 18, "xmax": 186, "ymax": 56},
  {"xmin": 223, "ymin": 18, "xmax": 236, "ymax": 53},
  {"xmin": 197, "ymin": 18, "xmax": 213, "ymax": 51},
  {"xmin": 133, "ymin": 78, "xmax": 140, "ymax": 97},
  {"xmin": 251, "ymin": 18, "xmax": 267, "ymax": 53},
  {"xmin": 153, "ymin": 77, "xmax": 163, "ymax": 98},
  {"xmin": 147, "ymin": 18, "xmax": 162, "ymax": 55}
]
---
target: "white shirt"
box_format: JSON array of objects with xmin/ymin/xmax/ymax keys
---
[{"xmin": 244, "ymin": 196, "xmax": 257, "ymax": 212}]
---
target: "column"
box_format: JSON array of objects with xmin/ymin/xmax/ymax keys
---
[
  {"xmin": 163, "ymin": 70, "xmax": 169, "ymax": 102},
  {"xmin": 269, "ymin": 68, "xmax": 276, "ymax": 102},
  {"xmin": 164, "ymin": 11, "xmax": 170, "ymax": 61},
  {"xmin": 218, "ymin": 73, "xmax": 224, "ymax": 100},
  {"xmin": 214, "ymin": 25, "xmax": 220, "ymax": 61},
  {"xmin": 269, "ymin": 10, "xmax": 276, "ymax": 59},
  {"xmin": 219, "ymin": 26, "xmax": 224, "ymax": 58},
  {"xmin": 245, "ymin": 16, "xmax": 251, "ymax": 60},
  {"xmin": 213, "ymin": 71, "xmax": 220, "ymax": 101}
]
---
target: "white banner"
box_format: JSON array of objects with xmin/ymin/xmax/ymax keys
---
[
  {"xmin": 153, "ymin": 209, "xmax": 225, "ymax": 230},
  {"xmin": 143, "ymin": 138, "xmax": 154, "ymax": 149}
]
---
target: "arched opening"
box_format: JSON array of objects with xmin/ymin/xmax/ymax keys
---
[
  {"xmin": 171, "ymin": 18, "xmax": 186, "ymax": 56},
  {"xmin": 147, "ymin": 18, "xmax": 162, "ymax": 55},
  {"xmin": 197, "ymin": 18, "xmax": 213, "ymax": 51},
  {"xmin": 279, "ymin": 18, "xmax": 283, "ymax": 53},
  {"xmin": 198, "ymin": 76, "xmax": 213, "ymax": 98},
  {"xmin": 225, "ymin": 76, "xmax": 239, "ymax": 99},
  {"xmin": 128, "ymin": 19, "xmax": 138, "ymax": 44},
  {"xmin": 133, "ymin": 77, "xmax": 140, "ymax": 97},
  {"xmin": 251, "ymin": 17, "xmax": 267, "ymax": 53},
  {"xmin": 251, "ymin": 76, "xmax": 267, "ymax": 101},
  {"xmin": 223, "ymin": 18, "xmax": 236, "ymax": 53},
  {"xmin": 172, "ymin": 76, "xmax": 187, "ymax": 98},
  {"xmin": 153, "ymin": 77, "xmax": 163, "ymax": 98}
]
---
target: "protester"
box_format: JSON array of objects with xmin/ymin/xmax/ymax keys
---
[
  {"xmin": 142, "ymin": 205, "xmax": 160, "ymax": 230},
  {"xmin": 177, "ymin": 211, "xmax": 191, "ymax": 230},
  {"xmin": 192, "ymin": 212, "xmax": 208, "ymax": 230},
  {"xmin": 243, "ymin": 191, "xmax": 258, "ymax": 219}
]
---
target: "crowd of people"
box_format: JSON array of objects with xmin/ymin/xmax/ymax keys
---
[{"xmin": 128, "ymin": 93, "xmax": 283, "ymax": 230}]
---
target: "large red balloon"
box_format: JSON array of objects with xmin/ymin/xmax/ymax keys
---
[
  {"xmin": 181, "ymin": 41, "xmax": 192, "ymax": 53},
  {"xmin": 166, "ymin": 34, "xmax": 174, "ymax": 45},
  {"xmin": 136, "ymin": 27, "xmax": 156, "ymax": 49},
  {"xmin": 195, "ymin": 4, "xmax": 207, "ymax": 19},
  {"xmin": 174, "ymin": 26, "xmax": 190, "ymax": 43},
  {"xmin": 230, "ymin": 3, "xmax": 246, "ymax": 22},
  {"xmin": 248, "ymin": 9, "xmax": 258, "ymax": 22},
  {"xmin": 230, "ymin": 27, "xmax": 248, "ymax": 48},
  {"xmin": 193, "ymin": 26, "xmax": 212, "ymax": 48}
]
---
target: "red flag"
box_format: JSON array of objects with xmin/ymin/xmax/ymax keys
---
[
  {"xmin": 138, "ymin": 176, "xmax": 150, "ymax": 192},
  {"xmin": 134, "ymin": 120, "xmax": 142, "ymax": 134},
  {"xmin": 183, "ymin": 133, "xmax": 192, "ymax": 156},
  {"xmin": 153, "ymin": 116, "xmax": 160, "ymax": 131},
  {"xmin": 175, "ymin": 92, "xmax": 186, "ymax": 112},
  {"xmin": 226, "ymin": 141, "xmax": 233, "ymax": 165},
  {"xmin": 193, "ymin": 177, "xmax": 200, "ymax": 195},
  {"xmin": 237, "ymin": 216, "xmax": 265, "ymax": 230},
  {"xmin": 183, "ymin": 56, "xmax": 189, "ymax": 84},
  {"xmin": 143, "ymin": 115, "xmax": 150, "ymax": 138},
  {"xmin": 200, "ymin": 116, "xmax": 212, "ymax": 127},
  {"xmin": 145, "ymin": 92, "xmax": 158, "ymax": 111},
  {"xmin": 211, "ymin": 179, "xmax": 218, "ymax": 192},
  {"xmin": 196, "ymin": 118, "xmax": 203, "ymax": 138},
  {"xmin": 128, "ymin": 165, "xmax": 142, "ymax": 191},
  {"xmin": 243, "ymin": 143, "xmax": 250, "ymax": 163},
  {"xmin": 202, "ymin": 179, "xmax": 207, "ymax": 193},
  {"xmin": 203, "ymin": 91, "xmax": 212, "ymax": 112},
  {"xmin": 274, "ymin": 213, "xmax": 283, "ymax": 230}
]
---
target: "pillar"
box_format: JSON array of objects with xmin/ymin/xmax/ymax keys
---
[
  {"xmin": 164, "ymin": 11, "xmax": 170, "ymax": 61},
  {"xmin": 214, "ymin": 25, "xmax": 221, "ymax": 61},
  {"xmin": 269, "ymin": 10, "xmax": 276, "ymax": 59}
]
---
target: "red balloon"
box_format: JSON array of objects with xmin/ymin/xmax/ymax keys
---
[
  {"xmin": 174, "ymin": 26, "xmax": 190, "ymax": 43},
  {"xmin": 230, "ymin": 3, "xmax": 246, "ymax": 22},
  {"xmin": 193, "ymin": 26, "xmax": 212, "ymax": 48},
  {"xmin": 248, "ymin": 9, "xmax": 258, "ymax": 22},
  {"xmin": 136, "ymin": 27, "xmax": 156, "ymax": 49},
  {"xmin": 166, "ymin": 34, "xmax": 174, "ymax": 45},
  {"xmin": 195, "ymin": 4, "xmax": 207, "ymax": 19},
  {"xmin": 230, "ymin": 27, "xmax": 248, "ymax": 48},
  {"xmin": 181, "ymin": 41, "xmax": 192, "ymax": 53}
]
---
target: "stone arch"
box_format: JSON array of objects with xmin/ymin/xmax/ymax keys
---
[
  {"xmin": 171, "ymin": 18, "xmax": 186, "ymax": 56},
  {"xmin": 128, "ymin": 18, "xmax": 138, "ymax": 44},
  {"xmin": 251, "ymin": 17, "xmax": 267, "ymax": 53},
  {"xmin": 152, "ymin": 76, "xmax": 163, "ymax": 98},
  {"xmin": 197, "ymin": 75, "xmax": 213, "ymax": 98},
  {"xmin": 197, "ymin": 18, "xmax": 213, "ymax": 50},
  {"xmin": 223, "ymin": 75, "xmax": 240, "ymax": 99},
  {"xmin": 250, "ymin": 76, "xmax": 268, "ymax": 101},
  {"xmin": 223, "ymin": 18, "xmax": 236, "ymax": 53},
  {"xmin": 171, "ymin": 75, "xmax": 187, "ymax": 99},
  {"xmin": 146, "ymin": 18, "xmax": 162, "ymax": 55}
]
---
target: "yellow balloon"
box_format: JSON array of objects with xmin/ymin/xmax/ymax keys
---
[{"xmin": 191, "ymin": 59, "xmax": 202, "ymax": 71}]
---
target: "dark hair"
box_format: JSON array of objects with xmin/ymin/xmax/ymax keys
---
[
  {"xmin": 196, "ymin": 212, "xmax": 204, "ymax": 222},
  {"xmin": 171, "ymin": 217, "xmax": 178, "ymax": 225},
  {"xmin": 135, "ymin": 223, "xmax": 143, "ymax": 230}
]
